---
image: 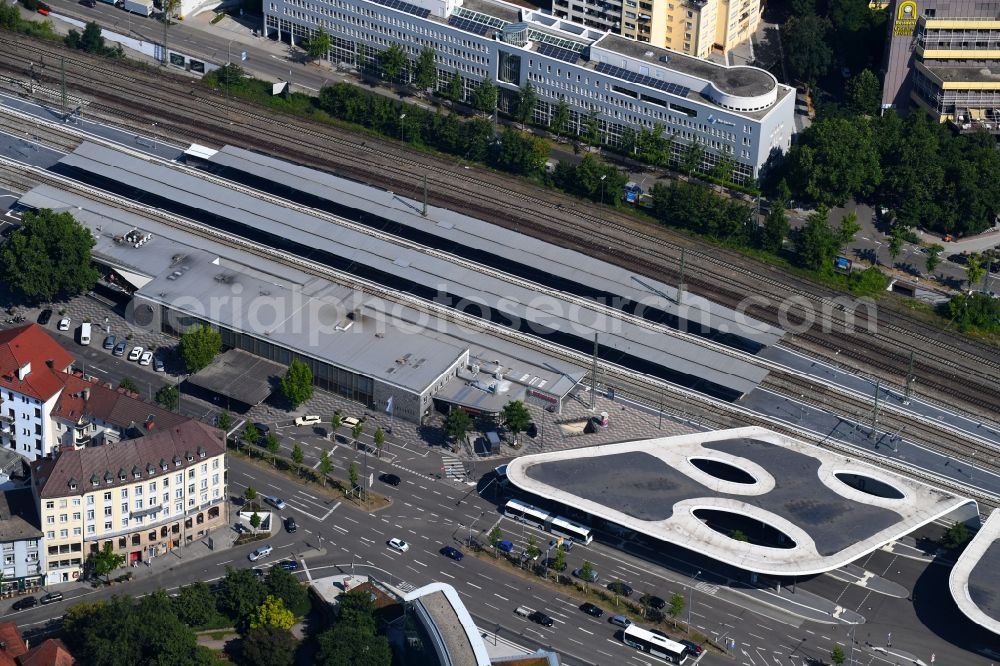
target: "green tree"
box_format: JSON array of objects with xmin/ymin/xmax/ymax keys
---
[
  {"xmin": 179, "ymin": 325, "xmax": 222, "ymax": 372},
  {"xmin": 580, "ymin": 560, "xmax": 594, "ymax": 585},
  {"xmin": 291, "ymin": 443, "xmax": 304, "ymax": 474},
  {"xmin": 472, "ymin": 79, "xmax": 498, "ymax": 116},
  {"xmin": 525, "ymin": 535, "xmax": 541, "ymax": 561},
  {"xmin": 942, "ymin": 292, "xmax": 1000, "ymax": 333},
  {"xmin": 0, "ymin": 208, "xmax": 99, "ymax": 303},
  {"xmin": 446, "ymin": 71, "xmax": 464, "ymax": 102},
  {"xmin": 444, "ymin": 408, "xmax": 473, "ymax": 444},
  {"xmin": 379, "ymin": 43, "xmax": 407, "ymax": 81},
  {"xmin": 172, "ymin": 582, "xmax": 220, "ymax": 628},
  {"xmin": 680, "ymin": 141, "xmax": 704, "ymax": 176},
  {"xmin": 266, "ymin": 432, "xmax": 280, "ymax": 465},
  {"xmin": 830, "ymin": 644, "xmax": 846, "ymax": 665},
  {"xmin": 550, "ymin": 99, "xmax": 571, "ymax": 137},
  {"xmin": 966, "ymin": 254, "xmax": 987, "ymax": 289},
  {"xmin": 330, "ymin": 413, "xmax": 342, "ymax": 434},
  {"xmin": 304, "ymin": 26, "xmax": 331, "ymax": 61},
  {"xmin": 783, "ymin": 14, "xmax": 833, "ymax": 89},
  {"xmin": 373, "ymin": 427, "xmax": 385, "ymax": 458},
  {"xmin": 348, "ymin": 462, "xmax": 359, "ymax": 496},
  {"xmin": 243, "ymin": 422, "xmax": 260, "ymax": 448},
  {"xmin": 515, "ymin": 81, "xmax": 537, "ymax": 127},
  {"xmin": 941, "ymin": 522, "xmax": 971, "ymax": 549},
  {"xmin": 249, "ymin": 512, "xmax": 262, "ymax": 532},
  {"xmin": 118, "ymin": 377, "xmax": 139, "ymax": 394},
  {"xmin": 249, "ymin": 595, "xmax": 295, "ymax": 631},
  {"xmin": 316, "ymin": 625, "xmax": 392, "ymax": 666},
  {"xmin": 669, "ymin": 592, "xmax": 685, "ymax": 620},
  {"xmin": 217, "ymin": 567, "xmax": 267, "ymax": 624},
  {"xmin": 90, "ymin": 542, "xmax": 125, "ymax": 583},
  {"xmin": 266, "ymin": 565, "xmax": 311, "ymax": 616},
  {"xmin": 730, "ymin": 529, "xmax": 749, "ymax": 542},
  {"xmin": 155, "ymin": 384, "xmax": 179, "ymax": 411},
  {"xmin": 581, "ymin": 109, "xmax": 601, "ymax": 147},
  {"xmin": 553, "ymin": 544, "xmax": 566, "ymax": 573},
  {"xmin": 414, "ymin": 46, "xmax": 437, "ymax": 90},
  {"xmin": 215, "ymin": 62, "xmax": 245, "ymax": 87},
  {"xmin": 793, "ymin": 207, "xmax": 840, "ymax": 271},
  {"xmin": 488, "ymin": 524, "xmax": 502, "ymax": 548},
  {"xmin": 838, "ymin": 211, "xmax": 862, "ymax": 248},
  {"xmin": 786, "ymin": 117, "xmax": 882, "ymax": 207},
  {"xmin": 351, "ymin": 422, "xmax": 364, "ymax": 445},
  {"xmin": 760, "ymin": 205, "xmax": 789, "ymax": 253},
  {"xmin": 244, "ymin": 485, "xmax": 258, "ymax": 503},
  {"xmin": 218, "ymin": 410, "xmax": 232, "ymax": 431},
  {"xmin": 774, "ymin": 178, "xmax": 792, "ymax": 208},
  {"xmin": 65, "ymin": 21, "xmax": 106, "ymax": 54},
  {"xmin": 926, "ymin": 243, "xmax": 944, "ymax": 273},
  {"xmin": 845, "ymin": 69, "xmax": 881, "ymax": 116},
  {"xmin": 318, "ymin": 449, "xmax": 332, "ymax": 485},
  {"xmin": 337, "ymin": 588, "xmax": 378, "ymax": 633},
  {"xmin": 888, "ymin": 226, "xmax": 905, "ymax": 264},
  {"xmin": 281, "ymin": 358, "xmax": 314, "ymax": 408},
  {"xmin": 241, "ymin": 626, "xmax": 296, "ymax": 666},
  {"xmin": 500, "ymin": 400, "xmax": 532, "ymax": 444}
]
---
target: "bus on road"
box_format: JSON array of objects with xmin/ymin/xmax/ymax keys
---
[
  {"xmin": 622, "ymin": 625, "xmax": 688, "ymax": 664},
  {"xmin": 503, "ymin": 500, "xmax": 594, "ymax": 544}
]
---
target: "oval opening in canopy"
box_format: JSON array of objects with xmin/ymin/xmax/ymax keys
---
[
  {"xmin": 690, "ymin": 457, "xmax": 756, "ymax": 484},
  {"xmin": 693, "ymin": 508, "xmax": 796, "ymax": 549},
  {"xmin": 835, "ymin": 473, "xmax": 904, "ymax": 499}
]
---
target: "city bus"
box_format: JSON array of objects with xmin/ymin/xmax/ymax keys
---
[
  {"xmin": 503, "ymin": 499, "xmax": 551, "ymax": 530},
  {"xmin": 549, "ymin": 514, "xmax": 593, "ymax": 545},
  {"xmin": 622, "ymin": 625, "xmax": 688, "ymax": 664}
]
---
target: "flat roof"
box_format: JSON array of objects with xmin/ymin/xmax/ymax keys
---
[
  {"xmin": 921, "ymin": 61, "xmax": 1000, "ymax": 84},
  {"xmin": 0, "ymin": 488, "xmax": 42, "ymax": 542},
  {"xmin": 405, "ymin": 583, "xmax": 491, "ymax": 666},
  {"xmin": 186, "ymin": 349, "xmax": 285, "ymax": 405},
  {"xmin": 950, "ymin": 508, "xmax": 1000, "ymax": 636},
  {"xmin": 505, "ymin": 426, "xmax": 968, "ymax": 576}
]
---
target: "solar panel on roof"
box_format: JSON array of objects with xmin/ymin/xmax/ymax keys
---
[
  {"xmin": 369, "ymin": 0, "xmax": 429, "ymax": 19},
  {"xmin": 537, "ymin": 43, "xmax": 580, "ymax": 64},
  {"xmin": 595, "ymin": 62, "xmax": 691, "ymax": 98}
]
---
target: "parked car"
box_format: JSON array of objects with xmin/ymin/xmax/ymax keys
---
[
  {"xmin": 37, "ymin": 309, "xmax": 52, "ymax": 325},
  {"xmin": 39, "ymin": 592, "xmax": 63, "ymax": 605},
  {"xmin": 341, "ymin": 416, "xmax": 361, "ymax": 428},
  {"xmin": 251, "ymin": 568, "xmax": 266, "ymax": 579},
  {"xmin": 573, "ymin": 567, "xmax": 599, "ymax": 582},
  {"xmin": 57, "ymin": 318, "xmax": 70, "ymax": 331},
  {"xmin": 496, "ymin": 540, "xmax": 514, "ymax": 553},
  {"xmin": 127, "ymin": 346, "xmax": 144, "ymax": 362},
  {"xmin": 607, "ymin": 581, "xmax": 633, "ymax": 597},
  {"xmin": 388, "ymin": 537, "xmax": 409, "ymax": 552},
  {"xmin": 679, "ymin": 640, "xmax": 703, "ymax": 656},
  {"xmin": 248, "ymin": 544, "xmax": 273, "ymax": 561},
  {"xmin": 542, "ymin": 557, "xmax": 567, "ymax": 572},
  {"xmin": 379, "ymin": 473, "xmax": 401, "ymax": 486},
  {"xmin": 284, "ymin": 516, "xmax": 297, "ymax": 533},
  {"xmin": 103, "ymin": 334, "xmax": 116, "ymax": 349},
  {"xmin": 294, "ymin": 415, "xmax": 321, "ymax": 426},
  {"xmin": 112, "ymin": 341, "xmax": 127, "ymax": 356},
  {"xmin": 609, "ymin": 614, "xmax": 631, "ymax": 629},
  {"xmin": 528, "ymin": 611, "xmax": 554, "ymax": 627},
  {"xmin": 641, "ymin": 594, "xmax": 666, "ymax": 610},
  {"xmin": 278, "ymin": 559, "xmax": 299, "ymax": 571},
  {"xmin": 139, "ymin": 351, "xmax": 153, "ymax": 366},
  {"xmin": 12, "ymin": 596, "xmax": 37, "ymax": 611},
  {"xmin": 579, "ymin": 602, "xmax": 604, "ymax": 617},
  {"xmin": 548, "ymin": 538, "xmax": 573, "ymax": 552},
  {"xmin": 253, "ymin": 422, "xmax": 270, "ymax": 435},
  {"xmin": 440, "ymin": 546, "xmax": 464, "ymax": 561},
  {"xmin": 153, "ymin": 356, "xmax": 165, "ymax": 372},
  {"xmin": 263, "ymin": 496, "xmax": 286, "ymax": 510}
]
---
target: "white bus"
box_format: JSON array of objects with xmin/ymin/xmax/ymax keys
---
[
  {"xmin": 503, "ymin": 499, "xmax": 551, "ymax": 530},
  {"xmin": 79, "ymin": 323, "xmax": 91, "ymax": 345},
  {"xmin": 549, "ymin": 515, "xmax": 593, "ymax": 545},
  {"xmin": 622, "ymin": 625, "xmax": 688, "ymax": 664}
]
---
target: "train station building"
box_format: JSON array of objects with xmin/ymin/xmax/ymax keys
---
[{"xmin": 950, "ymin": 508, "xmax": 1000, "ymax": 637}]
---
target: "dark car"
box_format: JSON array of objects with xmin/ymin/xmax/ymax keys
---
[
  {"xmin": 440, "ymin": 546, "xmax": 464, "ymax": 561},
  {"xmin": 103, "ymin": 334, "xmax": 116, "ymax": 349},
  {"xmin": 379, "ymin": 473, "xmax": 401, "ymax": 487},
  {"xmin": 37, "ymin": 309, "xmax": 52, "ymax": 325},
  {"xmin": 12, "ymin": 596, "xmax": 37, "ymax": 611},
  {"xmin": 496, "ymin": 540, "xmax": 514, "ymax": 553},
  {"xmin": 679, "ymin": 640, "xmax": 703, "ymax": 656},
  {"xmin": 278, "ymin": 559, "xmax": 299, "ymax": 571},
  {"xmin": 607, "ymin": 581, "xmax": 633, "ymax": 597},
  {"xmin": 80, "ymin": 0, "xmax": 96, "ymax": 6},
  {"xmin": 528, "ymin": 611, "xmax": 554, "ymax": 627},
  {"xmin": 641, "ymin": 594, "xmax": 666, "ymax": 610},
  {"xmin": 284, "ymin": 516, "xmax": 297, "ymax": 533},
  {"xmin": 253, "ymin": 422, "xmax": 270, "ymax": 435},
  {"xmin": 542, "ymin": 557, "xmax": 567, "ymax": 572},
  {"xmin": 112, "ymin": 341, "xmax": 127, "ymax": 356},
  {"xmin": 39, "ymin": 592, "xmax": 63, "ymax": 605},
  {"xmin": 579, "ymin": 602, "xmax": 604, "ymax": 617},
  {"xmin": 251, "ymin": 568, "xmax": 266, "ymax": 579}
]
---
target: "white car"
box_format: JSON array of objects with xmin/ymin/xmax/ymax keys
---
[
  {"xmin": 127, "ymin": 346, "xmax": 144, "ymax": 362},
  {"xmin": 57, "ymin": 318, "xmax": 70, "ymax": 331},
  {"xmin": 294, "ymin": 415, "xmax": 321, "ymax": 426},
  {"xmin": 263, "ymin": 496, "xmax": 286, "ymax": 510},
  {"xmin": 139, "ymin": 351, "xmax": 153, "ymax": 366},
  {"xmin": 388, "ymin": 538, "xmax": 409, "ymax": 553},
  {"xmin": 248, "ymin": 544, "xmax": 273, "ymax": 561}
]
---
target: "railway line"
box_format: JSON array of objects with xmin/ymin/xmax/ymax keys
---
[{"xmin": 2, "ymin": 35, "xmax": 997, "ymax": 423}]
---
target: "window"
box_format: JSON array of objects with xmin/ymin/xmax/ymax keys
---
[
  {"xmin": 121, "ymin": 489, "xmax": 128, "ymax": 499},
  {"xmin": 103, "ymin": 492, "xmax": 111, "ymax": 501},
  {"xmin": 175, "ymin": 489, "xmax": 183, "ymax": 499},
  {"xmin": 86, "ymin": 510, "xmax": 95, "ymax": 520},
  {"xmin": 87, "ymin": 496, "xmax": 94, "ymax": 506},
  {"xmin": 46, "ymin": 531, "xmax": 54, "ymax": 539},
  {"xmin": 59, "ymin": 514, "xmax": 67, "ymax": 523},
  {"xmin": 104, "ymin": 521, "xmax": 112, "ymax": 531},
  {"xmin": 104, "ymin": 506, "xmax": 112, "ymax": 516},
  {"xmin": 72, "ymin": 498, "xmax": 81, "ymax": 506},
  {"xmin": 188, "ymin": 469, "xmax": 195, "ymax": 480},
  {"xmin": 45, "ymin": 501, "xmax": 54, "ymax": 510},
  {"xmin": 135, "ymin": 486, "xmax": 143, "ymax": 497},
  {"xmin": 212, "ymin": 474, "xmax": 219, "ymax": 485},
  {"xmin": 121, "ymin": 518, "xmax": 128, "ymax": 528},
  {"xmin": 188, "ymin": 484, "xmax": 195, "ymax": 494},
  {"xmin": 87, "ymin": 525, "xmax": 95, "ymax": 534},
  {"xmin": 59, "ymin": 529, "xmax": 68, "ymax": 538},
  {"xmin": 212, "ymin": 459, "xmax": 219, "ymax": 470},
  {"xmin": 46, "ymin": 516, "xmax": 54, "ymax": 524},
  {"xmin": 73, "ymin": 527, "xmax": 81, "ymax": 536},
  {"xmin": 121, "ymin": 503, "xmax": 128, "ymax": 514},
  {"xmin": 150, "ymin": 481, "xmax": 157, "ymax": 492},
  {"xmin": 72, "ymin": 512, "xmax": 81, "ymax": 521}
]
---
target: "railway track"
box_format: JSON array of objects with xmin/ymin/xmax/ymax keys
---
[{"xmin": 3, "ymin": 35, "xmax": 998, "ymax": 421}]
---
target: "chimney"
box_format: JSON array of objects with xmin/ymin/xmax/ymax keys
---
[
  {"xmin": 17, "ymin": 362, "xmax": 31, "ymax": 380},
  {"xmin": 82, "ymin": 388, "xmax": 90, "ymax": 401},
  {"xmin": 46, "ymin": 359, "xmax": 54, "ymax": 368}
]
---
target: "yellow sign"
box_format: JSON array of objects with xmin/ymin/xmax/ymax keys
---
[{"xmin": 893, "ymin": 0, "xmax": 918, "ymax": 35}]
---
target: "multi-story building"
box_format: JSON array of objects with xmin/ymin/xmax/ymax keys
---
[
  {"xmin": 29, "ymin": 420, "xmax": 227, "ymax": 583},
  {"xmin": 264, "ymin": 0, "xmax": 793, "ymax": 181},
  {"xmin": 0, "ymin": 325, "xmax": 75, "ymax": 461},
  {"xmin": 882, "ymin": 0, "xmax": 1000, "ymax": 129},
  {"xmin": 0, "ymin": 489, "xmax": 43, "ymax": 597}
]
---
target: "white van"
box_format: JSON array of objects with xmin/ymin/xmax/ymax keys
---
[
  {"xmin": 514, "ymin": 605, "xmax": 534, "ymax": 618},
  {"xmin": 79, "ymin": 323, "xmax": 92, "ymax": 345}
]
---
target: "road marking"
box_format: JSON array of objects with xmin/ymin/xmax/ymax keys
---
[
  {"xmin": 485, "ymin": 602, "xmax": 501, "ymax": 611},
  {"xmin": 267, "ymin": 483, "xmax": 281, "ymax": 490},
  {"xmin": 413, "ymin": 560, "xmax": 427, "ymax": 567},
  {"xmin": 331, "ymin": 524, "xmax": 349, "ymax": 534},
  {"xmin": 439, "ymin": 570, "xmax": 455, "ymax": 579},
  {"xmin": 494, "ymin": 593, "xmax": 509, "ymax": 601},
  {"xmin": 467, "ymin": 582, "xmax": 482, "ymax": 589},
  {"xmin": 579, "ymin": 627, "xmax": 593, "ymax": 635},
  {"xmin": 568, "ymin": 638, "xmax": 583, "ymax": 645}
]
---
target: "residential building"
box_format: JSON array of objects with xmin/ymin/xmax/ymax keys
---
[
  {"xmin": 30, "ymin": 420, "xmax": 227, "ymax": 583},
  {"xmin": 263, "ymin": 0, "xmax": 793, "ymax": 181},
  {"xmin": 882, "ymin": 0, "xmax": 1000, "ymax": 130},
  {"xmin": 0, "ymin": 325, "xmax": 75, "ymax": 460},
  {"xmin": 0, "ymin": 489, "xmax": 43, "ymax": 596},
  {"xmin": 0, "ymin": 622, "xmax": 76, "ymax": 666}
]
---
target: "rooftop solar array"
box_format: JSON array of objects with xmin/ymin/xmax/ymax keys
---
[
  {"xmin": 447, "ymin": 14, "xmax": 491, "ymax": 35},
  {"xmin": 537, "ymin": 42, "xmax": 580, "ymax": 64},
  {"xmin": 453, "ymin": 6, "xmax": 507, "ymax": 27},
  {"xmin": 528, "ymin": 30, "xmax": 588, "ymax": 52},
  {"xmin": 595, "ymin": 62, "xmax": 691, "ymax": 97},
  {"xmin": 369, "ymin": 0, "xmax": 430, "ymax": 18}
]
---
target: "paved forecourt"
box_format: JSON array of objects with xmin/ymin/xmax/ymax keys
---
[
  {"xmin": 950, "ymin": 508, "xmax": 1000, "ymax": 637},
  {"xmin": 505, "ymin": 426, "xmax": 970, "ymax": 576}
]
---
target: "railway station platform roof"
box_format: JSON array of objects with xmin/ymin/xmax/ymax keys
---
[
  {"xmin": 505, "ymin": 426, "xmax": 968, "ymax": 576},
  {"xmin": 950, "ymin": 509, "xmax": 1000, "ymax": 636},
  {"xmin": 185, "ymin": 349, "xmax": 285, "ymax": 407},
  {"xmin": 49, "ymin": 142, "xmax": 769, "ymax": 402}
]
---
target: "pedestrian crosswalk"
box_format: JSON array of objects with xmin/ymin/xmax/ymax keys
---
[
  {"xmin": 442, "ymin": 456, "xmax": 467, "ymax": 482},
  {"xmin": 396, "ymin": 581, "xmax": 416, "ymax": 593},
  {"xmin": 695, "ymin": 581, "xmax": 719, "ymax": 595}
]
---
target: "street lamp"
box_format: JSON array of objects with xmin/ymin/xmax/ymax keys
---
[
  {"xmin": 599, "ymin": 174, "xmax": 607, "ymax": 205},
  {"xmin": 399, "ymin": 113, "xmax": 406, "ymax": 142},
  {"xmin": 687, "ymin": 570, "xmax": 701, "ymax": 627}
]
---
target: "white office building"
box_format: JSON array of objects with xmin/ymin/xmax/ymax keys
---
[{"xmin": 263, "ymin": 0, "xmax": 794, "ymax": 181}]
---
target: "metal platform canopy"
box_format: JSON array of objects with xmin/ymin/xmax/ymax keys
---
[
  {"xmin": 186, "ymin": 349, "xmax": 284, "ymax": 408},
  {"xmin": 505, "ymin": 426, "xmax": 969, "ymax": 576},
  {"xmin": 950, "ymin": 509, "xmax": 1000, "ymax": 636}
]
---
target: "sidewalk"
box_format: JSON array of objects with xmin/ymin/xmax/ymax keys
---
[{"xmin": 730, "ymin": 580, "xmax": 866, "ymax": 625}]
